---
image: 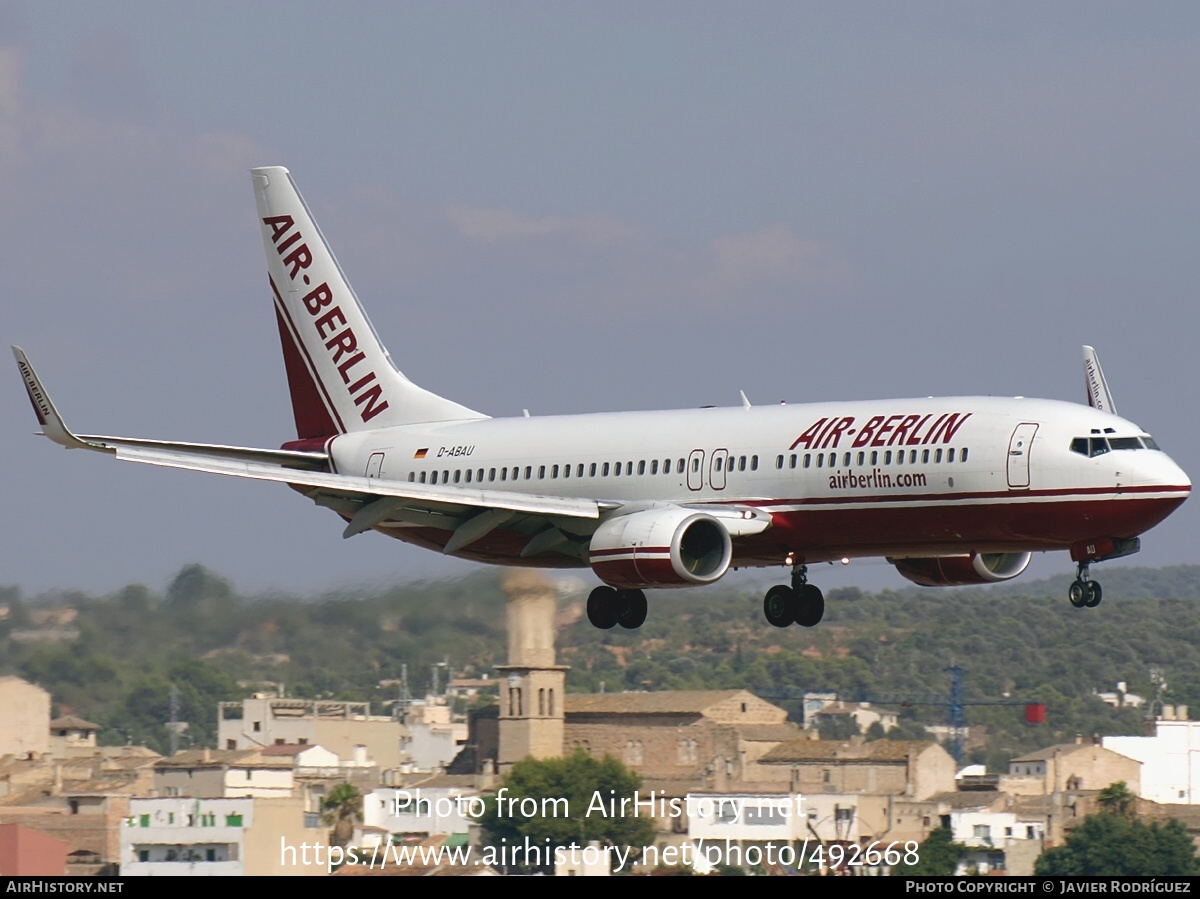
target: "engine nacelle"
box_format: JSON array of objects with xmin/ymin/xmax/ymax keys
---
[
  {"xmin": 891, "ymin": 552, "xmax": 1032, "ymax": 587},
  {"xmin": 588, "ymin": 507, "xmax": 733, "ymax": 589}
]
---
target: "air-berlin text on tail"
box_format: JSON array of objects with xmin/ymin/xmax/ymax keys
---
[
  {"xmin": 790, "ymin": 412, "xmax": 972, "ymax": 451},
  {"xmin": 263, "ymin": 215, "xmax": 390, "ymax": 424}
]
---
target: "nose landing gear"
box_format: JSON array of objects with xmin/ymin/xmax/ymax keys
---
[{"xmin": 762, "ymin": 564, "xmax": 825, "ymax": 628}]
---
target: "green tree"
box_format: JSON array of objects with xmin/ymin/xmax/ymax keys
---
[
  {"xmin": 477, "ymin": 750, "xmax": 656, "ymax": 874},
  {"xmin": 321, "ymin": 783, "xmax": 363, "ymax": 852},
  {"xmin": 1097, "ymin": 780, "xmax": 1137, "ymax": 817},
  {"xmin": 891, "ymin": 827, "xmax": 967, "ymax": 876},
  {"xmin": 1035, "ymin": 813, "xmax": 1199, "ymax": 876}
]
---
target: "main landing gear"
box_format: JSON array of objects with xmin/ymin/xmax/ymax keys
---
[
  {"xmin": 763, "ymin": 565, "xmax": 825, "ymax": 628},
  {"xmin": 1068, "ymin": 563, "xmax": 1103, "ymax": 609},
  {"xmin": 587, "ymin": 586, "xmax": 648, "ymax": 630}
]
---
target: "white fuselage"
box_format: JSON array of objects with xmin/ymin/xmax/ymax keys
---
[{"xmin": 320, "ymin": 395, "xmax": 1189, "ymax": 570}]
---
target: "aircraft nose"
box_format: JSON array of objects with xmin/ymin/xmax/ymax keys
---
[{"xmin": 1140, "ymin": 450, "xmax": 1190, "ymax": 495}]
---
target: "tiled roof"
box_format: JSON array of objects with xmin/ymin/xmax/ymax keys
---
[
  {"xmin": 760, "ymin": 739, "xmax": 935, "ymax": 764},
  {"xmin": 565, "ymin": 690, "xmax": 758, "ymax": 716}
]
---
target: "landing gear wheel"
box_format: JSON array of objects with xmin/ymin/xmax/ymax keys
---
[
  {"xmin": 1068, "ymin": 581, "xmax": 1087, "ymax": 608},
  {"xmin": 587, "ymin": 586, "xmax": 619, "ymax": 629},
  {"xmin": 763, "ymin": 585, "xmax": 795, "ymax": 628},
  {"xmin": 794, "ymin": 583, "xmax": 826, "ymax": 627},
  {"xmin": 615, "ymin": 589, "xmax": 648, "ymax": 629},
  {"xmin": 1085, "ymin": 580, "xmax": 1103, "ymax": 608}
]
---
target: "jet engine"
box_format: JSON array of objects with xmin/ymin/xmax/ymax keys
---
[
  {"xmin": 891, "ymin": 552, "xmax": 1032, "ymax": 587},
  {"xmin": 588, "ymin": 507, "xmax": 733, "ymax": 589}
]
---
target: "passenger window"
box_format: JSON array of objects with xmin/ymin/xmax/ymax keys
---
[
  {"xmin": 716, "ymin": 457, "xmax": 723, "ymax": 472},
  {"xmin": 776, "ymin": 455, "xmax": 784, "ymax": 470},
  {"xmin": 947, "ymin": 448, "xmax": 955, "ymax": 463},
  {"xmin": 885, "ymin": 451, "xmax": 892, "ymax": 465},
  {"xmin": 420, "ymin": 472, "xmax": 427, "ymax": 483},
  {"xmin": 552, "ymin": 465, "xmax": 559, "ymax": 478},
  {"xmin": 602, "ymin": 462, "xmax": 610, "ymax": 476},
  {"xmin": 577, "ymin": 464, "xmax": 584, "ymax": 477},
  {"xmin": 408, "ymin": 472, "xmax": 415, "ymax": 482},
  {"xmin": 816, "ymin": 454, "xmax": 824, "ymax": 469},
  {"xmin": 524, "ymin": 466, "xmax": 532, "ymax": 479},
  {"xmin": 677, "ymin": 459, "xmax": 685, "ymax": 473},
  {"xmin": 614, "ymin": 463, "xmax": 621, "ymax": 477},
  {"xmin": 489, "ymin": 468, "xmax": 496, "ymax": 481},
  {"xmin": 590, "ymin": 463, "xmax": 597, "ymax": 477},
  {"xmin": 692, "ymin": 458, "xmax": 700, "ymax": 473},
  {"xmin": 538, "ymin": 465, "xmax": 546, "ymax": 478},
  {"xmin": 870, "ymin": 451, "xmax": 877, "ymax": 465},
  {"xmin": 935, "ymin": 449, "xmax": 942, "ymax": 463},
  {"xmin": 922, "ymin": 450, "xmax": 930, "ymax": 464},
  {"xmin": 751, "ymin": 455, "xmax": 758, "ymax": 471},
  {"xmin": 857, "ymin": 452, "xmax": 865, "ymax": 466},
  {"xmin": 842, "ymin": 452, "xmax": 850, "ymax": 467},
  {"xmin": 638, "ymin": 460, "xmax": 646, "ymax": 475},
  {"xmin": 790, "ymin": 454, "xmax": 798, "ymax": 469},
  {"xmin": 454, "ymin": 470, "xmax": 462, "ymax": 484},
  {"xmin": 651, "ymin": 460, "xmax": 659, "ymax": 475},
  {"xmin": 909, "ymin": 450, "xmax": 917, "ymax": 464},
  {"xmin": 803, "ymin": 454, "xmax": 811, "ymax": 469},
  {"xmin": 477, "ymin": 468, "xmax": 484, "ymax": 482},
  {"xmin": 465, "ymin": 469, "xmax": 473, "ymax": 483},
  {"xmin": 500, "ymin": 468, "xmax": 507, "ymax": 481},
  {"xmin": 961, "ymin": 448, "xmax": 969, "ymax": 462}
]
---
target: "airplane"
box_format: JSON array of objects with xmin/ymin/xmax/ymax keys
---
[{"xmin": 12, "ymin": 167, "xmax": 1191, "ymax": 630}]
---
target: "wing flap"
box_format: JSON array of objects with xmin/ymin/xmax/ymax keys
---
[{"xmin": 113, "ymin": 445, "xmax": 604, "ymax": 520}]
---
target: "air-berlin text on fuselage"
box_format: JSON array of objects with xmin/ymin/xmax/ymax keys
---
[
  {"xmin": 263, "ymin": 214, "xmax": 390, "ymax": 424},
  {"xmin": 789, "ymin": 412, "xmax": 972, "ymax": 451}
]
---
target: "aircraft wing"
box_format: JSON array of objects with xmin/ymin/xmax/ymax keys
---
[
  {"xmin": 14, "ymin": 346, "xmax": 767, "ymax": 554},
  {"xmin": 14, "ymin": 346, "xmax": 606, "ymax": 524}
]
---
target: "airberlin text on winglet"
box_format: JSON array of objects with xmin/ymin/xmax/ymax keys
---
[
  {"xmin": 790, "ymin": 412, "xmax": 973, "ymax": 451},
  {"xmin": 263, "ymin": 214, "xmax": 390, "ymax": 425}
]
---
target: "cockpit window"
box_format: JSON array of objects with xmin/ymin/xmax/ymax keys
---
[
  {"xmin": 1108, "ymin": 437, "xmax": 1142, "ymax": 450},
  {"xmin": 1070, "ymin": 436, "xmax": 1111, "ymax": 457},
  {"xmin": 1071, "ymin": 434, "xmax": 1161, "ymax": 455}
]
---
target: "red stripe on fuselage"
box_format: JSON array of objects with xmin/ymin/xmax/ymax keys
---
[{"xmin": 345, "ymin": 492, "xmax": 1187, "ymax": 573}]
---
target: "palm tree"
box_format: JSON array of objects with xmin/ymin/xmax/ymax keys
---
[
  {"xmin": 1098, "ymin": 781, "xmax": 1137, "ymax": 817},
  {"xmin": 321, "ymin": 783, "xmax": 363, "ymax": 851}
]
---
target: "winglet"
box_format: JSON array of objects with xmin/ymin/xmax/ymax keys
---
[
  {"xmin": 1082, "ymin": 345, "xmax": 1117, "ymax": 415},
  {"xmin": 11, "ymin": 347, "xmax": 105, "ymax": 450}
]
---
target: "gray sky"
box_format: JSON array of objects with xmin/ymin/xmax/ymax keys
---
[{"xmin": 3, "ymin": 2, "xmax": 1198, "ymax": 599}]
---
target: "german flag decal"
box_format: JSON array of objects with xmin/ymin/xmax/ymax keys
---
[{"xmin": 413, "ymin": 448, "xmax": 428, "ymax": 459}]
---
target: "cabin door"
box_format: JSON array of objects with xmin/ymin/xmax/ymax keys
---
[{"xmin": 1006, "ymin": 423, "xmax": 1038, "ymax": 489}]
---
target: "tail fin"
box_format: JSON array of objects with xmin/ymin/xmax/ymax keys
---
[
  {"xmin": 1082, "ymin": 345, "xmax": 1117, "ymax": 415},
  {"xmin": 251, "ymin": 166, "xmax": 487, "ymax": 438}
]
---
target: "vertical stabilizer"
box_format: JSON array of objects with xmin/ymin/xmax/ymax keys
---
[
  {"xmin": 1082, "ymin": 345, "xmax": 1118, "ymax": 415},
  {"xmin": 251, "ymin": 166, "xmax": 487, "ymax": 438}
]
